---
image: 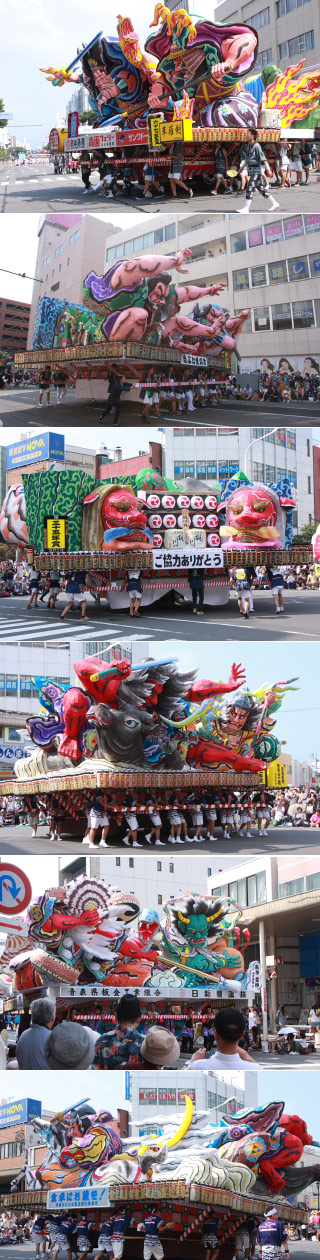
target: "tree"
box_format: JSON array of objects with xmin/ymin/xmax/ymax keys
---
[
  {"xmin": 80, "ymin": 110, "xmax": 97, "ymax": 125},
  {"xmin": 293, "ymin": 520, "xmax": 317, "ymax": 544},
  {"xmin": 0, "ymin": 97, "xmax": 8, "ymax": 130}
]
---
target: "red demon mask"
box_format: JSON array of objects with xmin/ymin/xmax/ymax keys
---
[
  {"xmin": 228, "ymin": 486, "xmax": 277, "ymax": 533},
  {"xmin": 102, "ymin": 487, "xmax": 148, "ymax": 531}
]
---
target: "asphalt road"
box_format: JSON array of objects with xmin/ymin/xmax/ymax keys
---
[
  {"xmin": 0, "ymin": 1239, "xmax": 317, "ymax": 1259},
  {"xmin": 0, "ymin": 589, "xmax": 318, "ymax": 644},
  {"xmin": 1, "ymin": 389, "xmax": 320, "ymax": 428},
  {"xmin": 0, "ymin": 824, "xmax": 319, "ymax": 853},
  {"xmin": 1, "ymin": 160, "xmax": 320, "ymax": 212}
]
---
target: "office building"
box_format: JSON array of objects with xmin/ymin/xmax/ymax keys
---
[
  {"xmin": 0, "ymin": 297, "xmax": 30, "ymax": 356},
  {"xmin": 27, "ymin": 214, "xmax": 117, "ymax": 348}
]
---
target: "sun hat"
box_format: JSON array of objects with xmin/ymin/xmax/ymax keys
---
[
  {"xmin": 141, "ymin": 1025, "xmax": 180, "ymax": 1066},
  {"xmin": 44, "ymin": 1020, "xmax": 97, "ymax": 1070}
]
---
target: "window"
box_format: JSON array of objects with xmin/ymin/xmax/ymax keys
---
[
  {"xmin": 306, "ymin": 871, "xmax": 320, "ymax": 891},
  {"xmin": 247, "ymin": 871, "xmax": 267, "ymax": 905},
  {"xmin": 253, "ymin": 461, "xmax": 265, "ymax": 481},
  {"xmin": 158, "ymin": 894, "xmax": 163, "ymax": 905},
  {"xmin": 129, "ymin": 857, "xmax": 134, "ymax": 868},
  {"xmin": 231, "ymin": 232, "xmax": 247, "ymax": 253},
  {"xmin": 169, "ymin": 862, "xmax": 174, "ymax": 873},
  {"xmin": 185, "ymin": 461, "xmax": 195, "ymax": 475},
  {"xmin": 279, "ymin": 877, "xmax": 304, "ymax": 898},
  {"xmin": 272, "ymin": 303, "xmax": 292, "ymax": 330},
  {"xmin": 308, "ymin": 476, "xmax": 312, "ymax": 493},
  {"xmin": 292, "ymin": 300, "xmax": 314, "ymax": 328},
  {"xmin": 249, "ymin": 5, "xmax": 270, "ymax": 26},
  {"xmin": 288, "ymin": 256, "xmax": 309, "ymax": 281},
  {"xmin": 277, "ymin": 0, "xmax": 310, "ymax": 11},
  {"xmin": 253, "ymin": 427, "xmax": 264, "ymax": 438},
  {"xmin": 174, "ymin": 462, "xmax": 184, "ymax": 477},
  {"xmin": 254, "ymin": 306, "xmax": 270, "ymax": 330},
  {"xmin": 165, "ymin": 223, "xmax": 175, "ymax": 240},
  {"xmin": 266, "ymin": 464, "xmax": 275, "ymax": 481},
  {"xmin": 0, "ymin": 675, "xmax": 4, "ymax": 695},
  {"xmin": 279, "ymin": 29, "xmax": 314, "ymax": 57},
  {"xmin": 55, "ymin": 244, "xmax": 64, "ymax": 256},
  {"xmin": 51, "ymin": 282, "xmax": 60, "ymax": 292},
  {"xmin": 20, "ymin": 676, "xmax": 36, "ymax": 696},
  {"xmin": 70, "ymin": 229, "xmax": 80, "ymax": 244},
  {"xmin": 307, "ymin": 439, "xmax": 310, "ymax": 457},
  {"xmin": 208, "ymin": 1091, "xmax": 217, "ymax": 1108},
  {"xmin": 157, "ymin": 861, "xmax": 162, "ymax": 871},
  {"xmin": 249, "ymin": 228, "xmax": 264, "ymax": 247},
  {"xmin": 43, "ymin": 255, "xmax": 51, "ymax": 267},
  {"xmin": 6, "ymin": 675, "xmax": 18, "ymax": 693},
  {"xmin": 255, "ymin": 47, "xmax": 273, "ymax": 68},
  {"xmin": 265, "ymin": 428, "xmax": 275, "ymax": 442},
  {"xmin": 269, "ymin": 260, "xmax": 288, "ymax": 285},
  {"xmin": 207, "ymin": 461, "xmax": 217, "ymax": 476},
  {"xmin": 251, "ymin": 264, "xmax": 267, "ymax": 287},
  {"xmin": 310, "ymin": 253, "xmax": 320, "ymax": 278},
  {"xmin": 196, "ymin": 462, "xmax": 207, "ymax": 476},
  {"xmin": 116, "ymin": 856, "xmax": 120, "ymax": 867},
  {"xmin": 276, "ymin": 466, "xmax": 286, "ymax": 479},
  {"xmin": 233, "ymin": 268, "xmax": 249, "ymax": 290}
]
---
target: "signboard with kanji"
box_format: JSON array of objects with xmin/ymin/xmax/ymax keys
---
[{"xmin": 47, "ymin": 518, "xmax": 66, "ymax": 550}]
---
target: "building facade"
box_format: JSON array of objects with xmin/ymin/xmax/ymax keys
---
[
  {"xmin": 210, "ymin": 0, "xmax": 319, "ymax": 77},
  {"xmin": 208, "ymin": 854, "xmax": 320, "ymax": 1023},
  {"xmin": 0, "ymin": 298, "xmax": 30, "ymax": 356},
  {"xmin": 6, "ymin": 436, "xmax": 96, "ymax": 490},
  {"xmin": 95, "ymin": 441, "xmax": 164, "ymax": 482},
  {"xmin": 0, "ymin": 1099, "xmax": 53, "ymax": 1194},
  {"xmin": 130, "ymin": 1070, "xmax": 258, "ymax": 1136},
  {"xmin": 27, "ymin": 213, "xmax": 117, "ymax": 348},
  {"xmin": 164, "ymin": 426, "xmax": 314, "ymax": 530}
]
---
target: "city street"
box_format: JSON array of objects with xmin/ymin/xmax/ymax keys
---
[
  {"xmin": 0, "ymin": 589, "xmax": 318, "ymax": 644},
  {"xmin": 0, "ymin": 1239, "xmax": 317, "ymax": 1258},
  {"xmin": 1, "ymin": 159, "xmax": 320, "ymax": 213},
  {"xmin": 1, "ymin": 391, "xmax": 319, "ymax": 427},
  {"xmin": 0, "ymin": 824, "xmax": 319, "ymax": 853}
]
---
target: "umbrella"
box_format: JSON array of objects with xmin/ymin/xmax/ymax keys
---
[{"xmin": 277, "ymin": 1025, "xmax": 299, "ymax": 1036}]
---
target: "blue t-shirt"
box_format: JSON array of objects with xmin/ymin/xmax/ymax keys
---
[
  {"xmin": 76, "ymin": 1222, "xmax": 89, "ymax": 1240},
  {"xmin": 144, "ymin": 1213, "xmax": 163, "ymax": 1240},
  {"xmin": 112, "ymin": 1213, "xmax": 132, "ymax": 1237},
  {"xmin": 58, "ymin": 1220, "xmax": 75, "ymax": 1238},
  {"xmin": 258, "ymin": 1221, "xmax": 287, "ymax": 1247},
  {"xmin": 33, "ymin": 1219, "xmax": 46, "ymax": 1234},
  {"xmin": 203, "ymin": 1217, "xmax": 219, "ymax": 1237},
  {"xmin": 271, "ymin": 573, "xmax": 284, "ymax": 589},
  {"xmin": 100, "ymin": 1219, "xmax": 116, "ymax": 1238}
]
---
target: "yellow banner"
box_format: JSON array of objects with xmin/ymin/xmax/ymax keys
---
[
  {"xmin": 267, "ymin": 760, "xmax": 288, "ymax": 787},
  {"xmin": 47, "ymin": 518, "xmax": 66, "ymax": 550},
  {"xmin": 150, "ymin": 117, "xmax": 193, "ymax": 146}
]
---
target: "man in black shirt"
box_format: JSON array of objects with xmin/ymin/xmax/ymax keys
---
[
  {"xmin": 98, "ymin": 367, "xmax": 126, "ymax": 426},
  {"xmin": 239, "ymin": 129, "xmax": 279, "ymax": 213}
]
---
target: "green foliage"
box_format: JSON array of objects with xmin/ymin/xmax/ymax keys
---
[
  {"xmin": 80, "ymin": 110, "xmax": 97, "ymax": 125},
  {"xmin": 0, "ymin": 97, "xmax": 8, "ymax": 129},
  {"xmin": 293, "ymin": 520, "xmax": 317, "ymax": 544}
]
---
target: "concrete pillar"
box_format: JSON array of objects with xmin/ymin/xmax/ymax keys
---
[
  {"xmin": 269, "ymin": 932, "xmax": 278, "ymax": 1033},
  {"xmin": 259, "ymin": 918, "xmax": 268, "ymax": 1043}
]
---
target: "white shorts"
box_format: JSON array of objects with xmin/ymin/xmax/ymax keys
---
[
  {"xmin": 257, "ymin": 808, "xmax": 270, "ymax": 820},
  {"xmin": 144, "ymin": 1245, "xmax": 164, "ymax": 1260},
  {"xmin": 98, "ymin": 1236, "xmax": 113, "ymax": 1251},
  {"xmin": 32, "ymin": 1235, "xmax": 46, "ymax": 1245},
  {"xmin": 291, "ymin": 157, "xmax": 302, "ymax": 171},
  {"xmin": 128, "ymin": 588, "xmax": 141, "ymax": 599},
  {"xmin": 89, "ymin": 810, "xmax": 109, "ymax": 828},
  {"xmin": 125, "ymin": 813, "xmax": 138, "ymax": 830},
  {"xmin": 192, "ymin": 811, "xmax": 203, "ymax": 825},
  {"xmin": 236, "ymin": 1230, "xmax": 250, "ymax": 1250},
  {"xmin": 56, "ymin": 1235, "xmax": 71, "ymax": 1250},
  {"xmin": 152, "ymin": 393, "xmax": 159, "ymax": 404},
  {"xmin": 169, "ymin": 810, "xmax": 182, "ymax": 825},
  {"xmin": 112, "ymin": 1240, "xmax": 125, "ymax": 1259},
  {"xmin": 49, "ymin": 585, "xmax": 60, "ymax": 596},
  {"xmin": 207, "ymin": 809, "xmax": 217, "ymax": 820},
  {"xmin": 77, "ymin": 1239, "xmax": 90, "ymax": 1253},
  {"xmin": 151, "ymin": 813, "xmax": 162, "ymax": 826}
]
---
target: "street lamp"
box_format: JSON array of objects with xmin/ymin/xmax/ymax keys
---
[{"xmin": 244, "ymin": 427, "xmax": 280, "ymax": 479}]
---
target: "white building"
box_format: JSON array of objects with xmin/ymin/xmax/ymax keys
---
[
  {"xmin": 130, "ymin": 1069, "xmax": 258, "ymax": 1135},
  {"xmin": 0, "ymin": 639, "xmax": 147, "ymax": 738},
  {"xmin": 85, "ymin": 851, "xmax": 230, "ymax": 905},
  {"xmin": 210, "ymin": 0, "xmax": 320, "ymax": 77},
  {"xmin": 28, "ymin": 214, "xmax": 117, "ymax": 348},
  {"xmin": 164, "ymin": 426, "xmax": 314, "ymax": 530}
]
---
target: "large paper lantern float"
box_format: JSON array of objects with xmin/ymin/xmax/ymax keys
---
[
  {"xmin": 217, "ymin": 471, "xmax": 296, "ymax": 550},
  {"xmin": 12, "ymin": 1094, "xmax": 320, "ymax": 1215},
  {"xmin": 11, "ymin": 656, "xmax": 297, "ymax": 781},
  {"xmin": 31, "ymin": 254, "xmax": 249, "ymax": 360},
  {"xmin": 40, "ymin": 9, "xmax": 320, "ymax": 133},
  {"xmin": 2, "ymin": 876, "xmax": 257, "ymax": 993}
]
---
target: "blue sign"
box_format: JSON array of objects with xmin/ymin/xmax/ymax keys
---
[
  {"xmin": 48, "ymin": 1187, "xmax": 111, "ymax": 1209},
  {"xmin": 125, "ymin": 1070, "xmax": 131, "ymax": 1100},
  {"xmin": 0, "ymin": 1098, "xmax": 42, "ymax": 1128},
  {"xmin": 7, "ymin": 432, "xmax": 65, "ymax": 470}
]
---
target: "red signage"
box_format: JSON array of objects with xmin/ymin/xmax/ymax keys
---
[
  {"xmin": 115, "ymin": 128, "xmax": 149, "ymax": 146},
  {"xmin": 49, "ymin": 128, "xmax": 60, "ymax": 151}
]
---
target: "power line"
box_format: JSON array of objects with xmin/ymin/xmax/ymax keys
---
[{"xmin": 0, "ymin": 268, "xmax": 43, "ymax": 283}]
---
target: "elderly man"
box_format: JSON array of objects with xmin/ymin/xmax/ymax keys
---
[{"xmin": 16, "ymin": 998, "xmax": 56, "ymax": 1070}]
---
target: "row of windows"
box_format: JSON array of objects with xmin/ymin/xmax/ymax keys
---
[
  {"xmin": 231, "ymin": 215, "xmax": 320, "ymax": 253},
  {"xmin": 252, "ymin": 429, "xmax": 297, "ymax": 448},
  {"xmin": 211, "ymin": 871, "xmax": 267, "ymax": 906},
  {"xmin": 277, "ymin": 0, "xmax": 310, "ymax": 14},
  {"xmin": 249, "ymin": 5, "xmax": 270, "ymax": 27},
  {"xmin": 173, "ymin": 428, "xmax": 239, "ymax": 437},
  {"xmin": 0, "ymin": 675, "xmax": 69, "ymax": 697},
  {"xmin": 106, "ymin": 223, "xmax": 175, "ymax": 263},
  {"xmin": 279, "ymin": 871, "xmax": 320, "ymax": 897},
  {"xmin": 240, "ymin": 299, "xmax": 318, "ymax": 333},
  {"xmin": 234, "ymin": 253, "xmax": 320, "ymax": 290},
  {"xmin": 253, "ymin": 461, "xmax": 297, "ymax": 486},
  {"xmin": 256, "ymin": 47, "xmax": 272, "ymax": 68},
  {"xmin": 279, "ymin": 28, "xmax": 314, "ymax": 57},
  {"xmin": 0, "ymin": 1142, "xmax": 24, "ymax": 1159}
]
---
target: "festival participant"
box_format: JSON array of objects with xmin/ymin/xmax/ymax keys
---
[
  {"xmin": 211, "ymin": 144, "xmax": 232, "ymax": 197},
  {"xmin": 27, "ymin": 567, "xmax": 41, "ymax": 609},
  {"xmin": 202, "ymin": 1214, "xmax": 220, "ymax": 1260},
  {"xmin": 98, "ymin": 366, "xmax": 126, "ymax": 426},
  {"xmin": 188, "ymin": 566, "xmax": 205, "ymax": 614},
  {"xmin": 257, "ymin": 1209, "xmax": 290, "ymax": 1260},
  {"xmin": 31, "ymin": 1216, "xmax": 48, "ymax": 1256},
  {"xmin": 190, "ymin": 799, "xmax": 206, "ymax": 843},
  {"xmin": 26, "ymin": 797, "xmax": 40, "ymax": 838},
  {"xmin": 168, "ymin": 795, "xmax": 184, "ymax": 844},
  {"xmin": 110, "ymin": 1209, "xmax": 134, "ymax": 1259},
  {"xmin": 123, "ymin": 797, "xmax": 143, "ymax": 847},
  {"xmin": 145, "ymin": 798, "xmax": 165, "ymax": 846},
  {"xmin": 80, "ymin": 152, "xmax": 93, "ymax": 194},
  {"xmin": 143, "ymin": 158, "xmax": 164, "ymax": 199},
  {"xmin": 256, "ymin": 792, "xmax": 271, "ymax": 838},
  {"xmin": 38, "ymin": 365, "xmax": 51, "ymax": 407},
  {"xmin": 125, "ymin": 568, "xmax": 143, "ymax": 617},
  {"xmin": 96, "ymin": 1214, "xmax": 117, "ymax": 1260},
  {"xmin": 205, "ymin": 799, "xmax": 217, "ymax": 841},
  {"xmin": 180, "ymin": 1017, "xmax": 195, "ymax": 1054},
  {"xmin": 186, "ymin": 1007, "xmax": 257, "ymax": 1070},
  {"xmin": 238, "ymin": 797, "xmax": 254, "ymax": 839},
  {"xmin": 95, "ymin": 994, "xmax": 144, "ymax": 1069},
  {"xmin": 168, "ymin": 145, "xmax": 193, "ymax": 199},
  {"xmin": 234, "ymin": 1224, "xmax": 250, "ymax": 1260},
  {"xmin": 59, "ymin": 572, "xmax": 87, "ymax": 621},
  {"xmin": 84, "ymin": 793, "xmax": 110, "ymax": 849},
  {"xmin": 271, "ymin": 567, "xmax": 285, "ymax": 614},
  {"xmin": 238, "ymin": 129, "xmax": 279, "ymax": 214},
  {"xmin": 235, "ymin": 568, "xmax": 251, "ymax": 618},
  {"xmin": 137, "ymin": 1208, "xmax": 171, "ymax": 1259},
  {"xmin": 44, "ymin": 1217, "xmax": 62, "ymax": 1257},
  {"xmin": 47, "ymin": 570, "xmax": 61, "ymax": 609}
]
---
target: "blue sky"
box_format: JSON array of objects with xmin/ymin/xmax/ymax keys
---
[
  {"xmin": 258, "ymin": 1071, "xmax": 320, "ymax": 1142},
  {"xmin": 149, "ymin": 640, "xmax": 319, "ymax": 764}
]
